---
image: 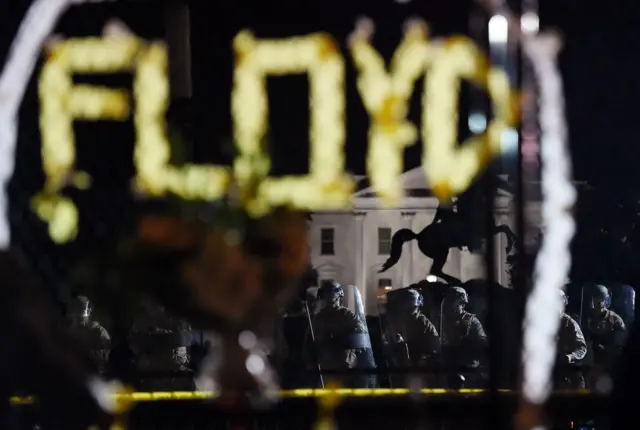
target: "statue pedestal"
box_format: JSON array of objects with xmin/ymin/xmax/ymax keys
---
[{"xmin": 460, "ymin": 249, "xmax": 486, "ymax": 282}]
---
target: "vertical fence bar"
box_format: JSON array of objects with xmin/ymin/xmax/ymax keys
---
[
  {"xmin": 486, "ymin": 7, "xmax": 521, "ymax": 430},
  {"xmin": 164, "ymin": 0, "xmax": 193, "ymax": 99},
  {"xmin": 467, "ymin": 5, "xmax": 503, "ymax": 430},
  {"xmin": 520, "ymin": 0, "xmax": 541, "ymax": 223},
  {"xmin": 517, "ymin": 3, "xmax": 541, "ymax": 428}
]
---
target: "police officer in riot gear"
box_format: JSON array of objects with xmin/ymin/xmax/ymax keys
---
[
  {"xmin": 304, "ymin": 280, "xmax": 370, "ymax": 388},
  {"xmin": 555, "ymin": 289, "xmax": 587, "ymax": 389},
  {"xmin": 441, "ymin": 286, "xmax": 487, "ymax": 387},
  {"xmin": 584, "ymin": 284, "xmax": 626, "ymax": 387},
  {"xmin": 586, "ymin": 285, "xmax": 627, "ymax": 348},
  {"xmin": 388, "ymin": 289, "xmax": 440, "ymax": 364},
  {"xmin": 66, "ymin": 296, "xmax": 111, "ymax": 375},
  {"xmin": 129, "ymin": 298, "xmax": 194, "ymax": 391},
  {"xmin": 385, "ymin": 288, "xmax": 439, "ymax": 387}
]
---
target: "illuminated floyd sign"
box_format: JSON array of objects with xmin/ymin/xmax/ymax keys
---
[{"xmin": 36, "ymin": 19, "xmax": 518, "ymax": 243}]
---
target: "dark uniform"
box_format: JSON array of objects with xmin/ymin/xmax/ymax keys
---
[
  {"xmin": 129, "ymin": 299, "xmax": 194, "ymax": 391},
  {"xmin": 385, "ymin": 289, "xmax": 439, "ymax": 387},
  {"xmin": 255, "ymin": 314, "xmax": 289, "ymax": 377},
  {"xmin": 0, "ymin": 251, "xmax": 115, "ymax": 429},
  {"xmin": 584, "ymin": 285, "xmax": 626, "ymax": 388},
  {"xmin": 305, "ymin": 281, "xmax": 369, "ymax": 388},
  {"xmin": 555, "ymin": 290, "xmax": 587, "ymax": 389},
  {"xmin": 441, "ymin": 287, "xmax": 487, "ymax": 387},
  {"xmin": 66, "ymin": 296, "xmax": 111, "ymax": 375}
]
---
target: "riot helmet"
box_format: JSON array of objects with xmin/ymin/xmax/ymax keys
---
[
  {"xmin": 67, "ymin": 296, "xmax": 91, "ymax": 324},
  {"xmin": 559, "ymin": 289, "xmax": 568, "ymax": 314},
  {"xmin": 318, "ymin": 279, "xmax": 344, "ymax": 307},
  {"xmin": 405, "ymin": 288, "xmax": 424, "ymax": 310},
  {"xmin": 590, "ymin": 284, "xmax": 611, "ymax": 312},
  {"xmin": 444, "ymin": 286, "xmax": 468, "ymax": 314}
]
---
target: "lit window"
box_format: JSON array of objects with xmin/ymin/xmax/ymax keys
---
[
  {"xmin": 377, "ymin": 278, "xmax": 393, "ymax": 301},
  {"xmin": 379, "ymin": 278, "xmax": 392, "ymax": 290},
  {"xmin": 378, "ymin": 227, "xmax": 392, "ymax": 255},
  {"xmin": 320, "ymin": 228, "xmax": 335, "ymax": 255}
]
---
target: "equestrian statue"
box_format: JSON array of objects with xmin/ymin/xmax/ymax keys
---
[{"xmin": 379, "ymin": 181, "xmax": 516, "ymax": 284}]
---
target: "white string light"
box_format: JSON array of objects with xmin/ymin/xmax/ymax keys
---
[
  {"xmin": 0, "ymin": 0, "xmax": 118, "ymax": 248},
  {"xmin": 0, "ymin": 0, "xmax": 119, "ymax": 248},
  {"xmin": 521, "ymin": 32, "xmax": 575, "ymax": 407},
  {"xmin": 0, "ymin": 0, "xmax": 73, "ymax": 249},
  {"xmin": 3, "ymin": 2, "xmax": 565, "ymax": 424},
  {"xmin": 479, "ymin": 1, "xmax": 575, "ymax": 427},
  {"xmin": 0, "ymin": 0, "xmax": 129, "ymax": 418}
]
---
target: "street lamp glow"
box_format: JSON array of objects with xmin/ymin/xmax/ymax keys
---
[
  {"xmin": 521, "ymin": 13, "xmax": 540, "ymax": 35},
  {"xmin": 501, "ymin": 128, "xmax": 519, "ymax": 154},
  {"xmin": 468, "ymin": 113, "xmax": 487, "ymax": 134},
  {"xmin": 489, "ymin": 15, "xmax": 509, "ymax": 44}
]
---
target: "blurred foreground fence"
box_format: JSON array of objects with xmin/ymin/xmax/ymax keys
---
[{"xmin": 9, "ymin": 391, "xmax": 609, "ymax": 429}]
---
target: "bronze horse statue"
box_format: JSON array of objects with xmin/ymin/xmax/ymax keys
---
[{"xmin": 379, "ymin": 197, "xmax": 516, "ymax": 284}]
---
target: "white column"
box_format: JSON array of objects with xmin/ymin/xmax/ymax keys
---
[
  {"xmin": 461, "ymin": 250, "xmax": 486, "ymax": 281},
  {"xmin": 401, "ymin": 212, "xmax": 415, "ymax": 287},
  {"xmin": 354, "ymin": 212, "xmax": 368, "ymax": 313}
]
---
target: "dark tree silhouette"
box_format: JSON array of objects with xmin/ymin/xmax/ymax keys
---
[{"xmin": 570, "ymin": 188, "xmax": 640, "ymax": 287}]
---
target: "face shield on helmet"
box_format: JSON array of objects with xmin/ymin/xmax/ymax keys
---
[
  {"xmin": 445, "ymin": 286, "xmax": 468, "ymax": 314},
  {"xmin": 405, "ymin": 289, "xmax": 424, "ymax": 310},
  {"xmin": 590, "ymin": 284, "xmax": 611, "ymax": 311},
  {"xmin": 68, "ymin": 296, "xmax": 91, "ymax": 322},
  {"xmin": 318, "ymin": 280, "xmax": 344, "ymax": 307}
]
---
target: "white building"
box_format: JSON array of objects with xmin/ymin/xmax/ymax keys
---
[{"xmin": 309, "ymin": 167, "xmax": 537, "ymax": 315}]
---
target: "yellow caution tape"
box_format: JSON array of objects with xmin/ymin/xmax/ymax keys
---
[{"xmin": 10, "ymin": 388, "xmax": 595, "ymax": 405}]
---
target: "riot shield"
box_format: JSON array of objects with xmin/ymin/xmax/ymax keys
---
[
  {"xmin": 579, "ymin": 283, "xmax": 625, "ymax": 331},
  {"xmin": 565, "ymin": 282, "xmax": 585, "ymax": 327},
  {"xmin": 348, "ymin": 285, "xmax": 371, "ymax": 342},
  {"xmin": 346, "ymin": 285, "xmax": 378, "ymax": 387},
  {"xmin": 302, "ymin": 283, "xmax": 376, "ymax": 388},
  {"xmin": 611, "ymin": 283, "xmax": 635, "ymax": 327},
  {"xmin": 300, "ymin": 299, "xmax": 325, "ymax": 388}
]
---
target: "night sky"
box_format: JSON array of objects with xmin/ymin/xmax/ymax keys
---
[{"xmin": 1, "ymin": 0, "xmax": 640, "ymax": 291}]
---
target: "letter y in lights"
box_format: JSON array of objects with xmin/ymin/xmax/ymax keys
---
[{"xmin": 349, "ymin": 18, "xmax": 433, "ymax": 207}]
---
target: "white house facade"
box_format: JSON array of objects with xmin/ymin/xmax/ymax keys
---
[{"xmin": 309, "ymin": 167, "xmax": 541, "ymax": 315}]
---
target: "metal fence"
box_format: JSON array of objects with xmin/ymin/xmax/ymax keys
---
[{"xmin": 10, "ymin": 392, "xmax": 607, "ymax": 430}]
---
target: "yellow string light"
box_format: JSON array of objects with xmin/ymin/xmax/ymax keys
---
[
  {"xmin": 232, "ymin": 31, "xmax": 354, "ymax": 217},
  {"xmin": 348, "ymin": 18, "xmax": 433, "ymax": 207},
  {"xmin": 37, "ymin": 37, "xmax": 140, "ymax": 243},
  {"xmin": 37, "ymin": 36, "xmax": 232, "ymax": 244},
  {"xmin": 422, "ymin": 36, "xmax": 519, "ymax": 202},
  {"xmin": 133, "ymin": 42, "xmax": 231, "ymax": 200},
  {"xmin": 37, "ymin": 27, "xmax": 518, "ymax": 242},
  {"xmin": 12, "ymin": 387, "xmax": 542, "ymax": 406}
]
